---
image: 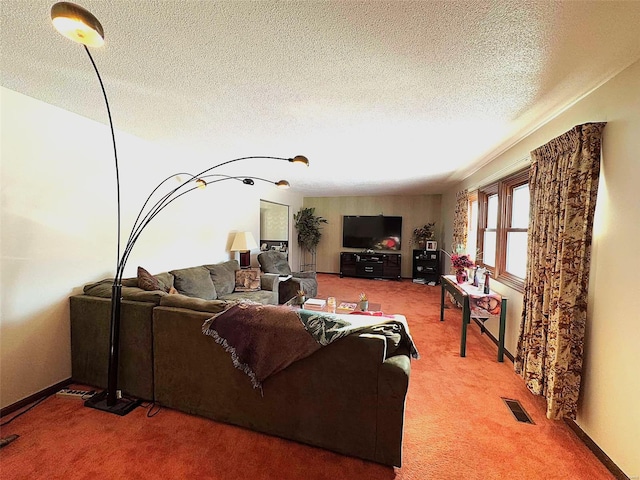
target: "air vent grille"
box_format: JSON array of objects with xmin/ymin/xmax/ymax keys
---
[{"xmin": 502, "ymin": 397, "xmax": 534, "ymax": 424}]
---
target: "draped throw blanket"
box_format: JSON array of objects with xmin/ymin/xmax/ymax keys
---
[
  {"xmin": 202, "ymin": 302, "xmax": 419, "ymax": 392},
  {"xmin": 515, "ymin": 122, "xmax": 605, "ymax": 420}
]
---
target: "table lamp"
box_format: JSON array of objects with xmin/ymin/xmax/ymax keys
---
[{"xmin": 231, "ymin": 232, "xmax": 258, "ymax": 268}]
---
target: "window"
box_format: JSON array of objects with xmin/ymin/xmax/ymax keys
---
[
  {"xmin": 476, "ymin": 168, "xmax": 529, "ymax": 291},
  {"xmin": 505, "ymin": 183, "xmax": 529, "ymax": 278}
]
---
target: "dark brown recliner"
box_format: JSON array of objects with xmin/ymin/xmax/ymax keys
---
[{"xmin": 257, "ymin": 250, "xmax": 318, "ymax": 303}]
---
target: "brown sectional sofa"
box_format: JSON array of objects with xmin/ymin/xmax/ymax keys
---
[
  {"xmin": 70, "ymin": 259, "xmax": 413, "ymax": 466},
  {"xmin": 70, "ymin": 260, "xmax": 279, "ymax": 400}
]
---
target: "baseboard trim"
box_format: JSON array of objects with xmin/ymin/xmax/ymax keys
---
[
  {"xmin": 470, "ymin": 319, "xmax": 629, "ymax": 479},
  {"xmin": 0, "ymin": 378, "xmax": 72, "ymax": 418},
  {"xmin": 471, "ymin": 318, "xmax": 515, "ymax": 362},
  {"xmin": 564, "ymin": 419, "xmax": 630, "ymax": 480}
]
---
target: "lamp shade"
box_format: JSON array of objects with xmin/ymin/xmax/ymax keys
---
[
  {"xmin": 290, "ymin": 155, "xmax": 309, "ymax": 166},
  {"xmin": 51, "ymin": 2, "xmax": 105, "ymax": 47},
  {"xmin": 231, "ymin": 232, "xmax": 258, "ymax": 252}
]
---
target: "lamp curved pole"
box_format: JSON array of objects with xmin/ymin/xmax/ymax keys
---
[
  {"xmin": 118, "ymin": 159, "xmax": 301, "ymax": 282},
  {"xmin": 197, "ymin": 173, "xmax": 287, "ymax": 186},
  {"xmin": 80, "ymin": 44, "xmax": 130, "ymax": 410},
  {"xmin": 242, "ymin": 175, "xmax": 288, "ymax": 186},
  {"xmin": 83, "ymin": 45, "xmax": 122, "ymax": 276},
  {"xmin": 118, "ymin": 169, "xmax": 218, "ymax": 271},
  {"xmin": 116, "ymin": 174, "xmax": 283, "ymax": 281},
  {"xmin": 129, "ymin": 160, "xmax": 290, "ymax": 238},
  {"xmin": 52, "ymin": 1, "xmax": 310, "ymax": 412}
]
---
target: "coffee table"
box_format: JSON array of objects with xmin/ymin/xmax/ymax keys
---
[{"xmin": 293, "ymin": 297, "xmax": 381, "ymax": 313}]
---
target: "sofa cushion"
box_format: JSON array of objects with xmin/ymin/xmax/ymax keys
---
[
  {"xmin": 155, "ymin": 272, "xmax": 174, "ymax": 292},
  {"xmin": 234, "ymin": 268, "xmax": 261, "ymax": 292},
  {"xmin": 170, "ymin": 266, "xmax": 217, "ymax": 300},
  {"xmin": 159, "ymin": 294, "xmax": 230, "ymax": 313},
  {"xmin": 123, "ymin": 290, "xmax": 168, "ymax": 303},
  {"xmin": 121, "ymin": 277, "xmax": 139, "ymax": 287},
  {"xmin": 219, "ymin": 290, "xmax": 277, "ymax": 305},
  {"xmin": 84, "ymin": 279, "xmax": 116, "ymax": 297},
  {"xmin": 83, "ymin": 278, "xmax": 166, "ymax": 304},
  {"xmin": 205, "ymin": 260, "xmax": 239, "ymax": 296}
]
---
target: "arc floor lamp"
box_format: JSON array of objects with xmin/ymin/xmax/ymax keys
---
[{"xmin": 51, "ymin": 2, "xmax": 309, "ymax": 415}]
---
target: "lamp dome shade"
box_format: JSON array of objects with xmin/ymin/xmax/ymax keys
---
[
  {"xmin": 51, "ymin": 2, "xmax": 104, "ymax": 47},
  {"xmin": 231, "ymin": 232, "xmax": 258, "ymax": 252},
  {"xmin": 290, "ymin": 155, "xmax": 309, "ymax": 166}
]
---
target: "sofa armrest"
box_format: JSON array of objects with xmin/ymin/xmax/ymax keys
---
[
  {"xmin": 292, "ymin": 271, "xmax": 316, "ymax": 279},
  {"xmin": 70, "ymin": 295, "xmax": 155, "ymax": 401},
  {"xmin": 375, "ymin": 351, "xmax": 411, "ymax": 466},
  {"xmin": 260, "ymin": 273, "xmax": 280, "ymax": 292}
]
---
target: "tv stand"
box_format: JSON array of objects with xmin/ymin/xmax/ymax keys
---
[{"xmin": 340, "ymin": 252, "xmax": 401, "ymax": 280}]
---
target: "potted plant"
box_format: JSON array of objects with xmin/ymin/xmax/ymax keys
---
[
  {"xmin": 412, "ymin": 222, "xmax": 435, "ymax": 248},
  {"xmin": 358, "ymin": 292, "xmax": 369, "ymax": 311},
  {"xmin": 296, "ymin": 289, "xmax": 306, "ymax": 305},
  {"xmin": 294, "ymin": 207, "xmax": 328, "ymax": 253}
]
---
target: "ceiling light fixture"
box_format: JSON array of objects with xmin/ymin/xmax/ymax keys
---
[{"xmin": 51, "ymin": 2, "xmax": 308, "ymax": 415}]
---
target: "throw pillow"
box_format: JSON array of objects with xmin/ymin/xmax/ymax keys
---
[
  {"xmin": 234, "ymin": 268, "xmax": 261, "ymax": 292},
  {"xmin": 138, "ymin": 266, "xmax": 164, "ymax": 291},
  {"xmin": 169, "ymin": 266, "xmax": 218, "ymax": 300},
  {"xmin": 204, "ymin": 260, "xmax": 239, "ymax": 296}
]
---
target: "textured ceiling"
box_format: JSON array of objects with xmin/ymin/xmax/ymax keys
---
[{"xmin": 2, "ymin": 1, "xmax": 640, "ymax": 196}]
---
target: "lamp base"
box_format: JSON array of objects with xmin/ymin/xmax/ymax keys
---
[
  {"xmin": 239, "ymin": 251, "xmax": 251, "ymax": 268},
  {"xmin": 84, "ymin": 390, "xmax": 141, "ymax": 416}
]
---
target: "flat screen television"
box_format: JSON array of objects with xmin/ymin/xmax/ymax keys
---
[{"xmin": 342, "ymin": 215, "xmax": 402, "ymax": 251}]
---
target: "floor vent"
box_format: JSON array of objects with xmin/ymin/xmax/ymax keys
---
[{"xmin": 502, "ymin": 398, "xmax": 535, "ymax": 424}]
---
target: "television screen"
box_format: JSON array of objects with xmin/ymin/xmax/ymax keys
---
[{"xmin": 342, "ymin": 215, "xmax": 402, "ymax": 251}]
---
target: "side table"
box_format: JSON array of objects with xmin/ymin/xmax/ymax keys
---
[{"xmin": 440, "ymin": 275, "xmax": 507, "ymax": 362}]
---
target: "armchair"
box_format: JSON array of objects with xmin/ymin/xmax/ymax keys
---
[{"xmin": 257, "ymin": 250, "xmax": 318, "ymax": 303}]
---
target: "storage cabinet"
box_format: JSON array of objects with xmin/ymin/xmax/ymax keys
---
[
  {"xmin": 412, "ymin": 249, "xmax": 440, "ymax": 285},
  {"xmin": 340, "ymin": 252, "xmax": 358, "ymax": 277},
  {"xmin": 340, "ymin": 252, "xmax": 401, "ymax": 280}
]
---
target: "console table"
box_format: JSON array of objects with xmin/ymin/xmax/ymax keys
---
[{"xmin": 439, "ymin": 275, "xmax": 506, "ymax": 362}]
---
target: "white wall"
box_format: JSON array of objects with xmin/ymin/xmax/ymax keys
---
[
  {"xmin": 442, "ymin": 59, "xmax": 640, "ymax": 478},
  {"xmin": 0, "ymin": 87, "xmax": 303, "ymax": 408}
]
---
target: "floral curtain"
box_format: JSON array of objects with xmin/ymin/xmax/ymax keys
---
[
  {"xmin": 515, "ymin": 122, "xmax": 606, "ymax": 420},
  {"xmin": 446, "ymin": 189, "xmax": 470, "ymax": 305},
  {"xmin": 452, "ymin": 189, "xmax": 468, "ymax": 252}
]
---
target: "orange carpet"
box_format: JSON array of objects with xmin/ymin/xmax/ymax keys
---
[{"xmin": 0, "ymin": 274, "xmax": 613, "ymax": 479}]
